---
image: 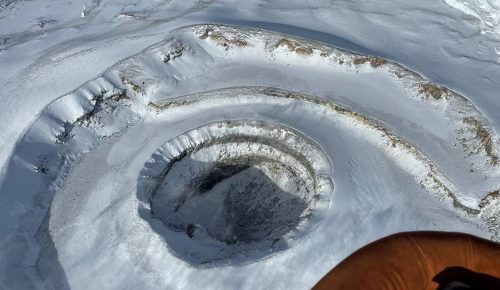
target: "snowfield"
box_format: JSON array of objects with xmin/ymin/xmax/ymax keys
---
[{"xmin": 0, "ymin": 1, "xmax": 499, "ymax": 290}]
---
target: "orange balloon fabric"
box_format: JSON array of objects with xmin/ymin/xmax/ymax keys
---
[{"xmin": 313, "ymin": 232, "xmax": 500, "ymax": 290}]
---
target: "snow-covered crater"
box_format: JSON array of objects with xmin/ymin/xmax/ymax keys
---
[
  {"xmin": 1, "ymin": 23, "xmax": 499, "ymax": 290},
  {"xmin": 139, "ymin": 120, "xmax": 333, "ymax": 265}
]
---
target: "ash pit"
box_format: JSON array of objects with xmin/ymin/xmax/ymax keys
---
[
  {"xmin": 155, "ymin": 160, "xmax": 310, "ymax": 246},
  {"xmin": 139, "ymin": 121, "xmax": 333, "ymax": 265}
]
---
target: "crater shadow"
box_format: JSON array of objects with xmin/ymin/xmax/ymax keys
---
[
  {"xmin": 137, "ymin": 157, "xmax": 315, "ymax": 267},
  {"xmin": 0, "ymin": 138, "xmax": 71, "ymax": 289},
  {"xmin": 35, "ymin": 211, "xmax": 71, "ymax": 290}
]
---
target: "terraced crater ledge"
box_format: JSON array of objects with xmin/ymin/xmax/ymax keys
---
[{"xmin": 138, "ymin": 120, "xmax": 334, "ymax": 265}]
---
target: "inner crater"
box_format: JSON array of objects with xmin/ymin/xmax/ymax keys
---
[{"xmin": 138, "ymin": 120, "xmax": 333, "ymax": 265}]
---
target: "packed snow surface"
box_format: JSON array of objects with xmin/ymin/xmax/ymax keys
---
[{"xmin": 0, "ymin": 1, "xmax": 499, "ymax": 290}]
